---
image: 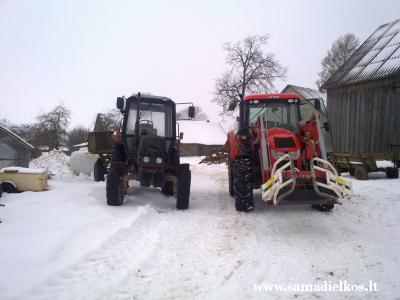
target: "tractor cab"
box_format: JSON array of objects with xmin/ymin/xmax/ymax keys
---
[
  {"xmin": 227, "ymin": 93, "xmax": 351, "ymax": 212},
  {"xmin": 120, "ymin": 94, "xmax": 176, "ymax": 166},
  {"xmin": 244, "ymin": 94, "xmax": 331, "ymax": 170}
]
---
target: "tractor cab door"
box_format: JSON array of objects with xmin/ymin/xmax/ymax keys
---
[{"xmin": 299, "ymin": 98, "xmax": 333, "ymax": 153}]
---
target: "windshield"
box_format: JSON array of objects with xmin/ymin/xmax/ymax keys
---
[
  {"xmin": 126, "ymin": 101, "xmax": 173, "ymax": 137},
  {"xmin": 249, "ymin": 102, "xmax": 299, "ymax": 132}
]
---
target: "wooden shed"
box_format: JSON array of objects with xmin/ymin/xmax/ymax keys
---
[
  {"xmin": 178, "ymin": 121, "xmax": 227, "ymax": 156},
  {"xmin": 0, "ymin": 125, "xmax": 35, "ymax": 168},
  {"xmin": 322, "ymin": 19, "xmax": 400, "ymax": 154}
]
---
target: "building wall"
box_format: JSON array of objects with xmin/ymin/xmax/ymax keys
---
[
  {"xmin": 179, "ymin": 143, "xmax": 222, "ymax": 157},
  {"xmin": 327, "ymin": 76, "xmax": 400, "ymax": 153},
  {"xmin": 0, "ymin": 142, "xmax": 31, "ymax": 168}
]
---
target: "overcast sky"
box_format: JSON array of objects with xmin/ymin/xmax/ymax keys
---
[{"xmin": 1, "ymin": 0, "xmax": 399, "ymax": 128}]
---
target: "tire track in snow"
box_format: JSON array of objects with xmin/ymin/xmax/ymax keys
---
[
  {"xmin": 21, "ymin": 165, "xmax": 250, "ymax": 300},
  {"xmin": 105, "ymin": 167, "xmax": 251, "ymax": 300},
  {"xmin": 21, "ymin": 207, "xmax": 164, "ymax": 300}
]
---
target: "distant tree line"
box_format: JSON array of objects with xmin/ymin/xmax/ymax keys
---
[{"xmin": 0, "ymin": 103, "xmax": 90, "ymax": 151}]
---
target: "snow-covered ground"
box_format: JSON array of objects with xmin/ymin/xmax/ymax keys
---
[{"xmin": 0, "ymin": 157, "xmax": 399, "ymax": 299}]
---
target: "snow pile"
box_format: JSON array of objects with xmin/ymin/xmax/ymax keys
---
[
  {"xmin": 30, "ymin": 150, "xmax": 72, "ymax": 178},
  {"xmin": 178, "ymin": 120, "xmax": 227, "ymax": 145},
  {"xmin": 0, "ymin": 167, "xmax": 45, "ymax": 174},
  {"xmin": 70, "ymin": 148, "xmax": 98, "ymax": 176}
]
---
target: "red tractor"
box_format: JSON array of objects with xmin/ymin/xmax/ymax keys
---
[{"xmin": 227, "ymin": 93, "xmax": 351, "ymax": 212}]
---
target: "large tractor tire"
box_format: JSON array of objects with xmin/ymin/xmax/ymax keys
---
[
  {"xmin": 106, "ymin": 166, "xmax": 124, "ymax": 206},
  {"xmin": 312, "ymin": 204, "xmax": 334, "ymax": 212},
  {"xmin": 386, "ymin": 167, "xmax": 399, "ymax": 179},
  {"xmin": 94, "ymin": 158, "xmax": 107, "ymax": 182},
  {"xmin": 233, "ymin": 157, "xmax": 254, "ymax": 212},
  {"xmin": 176, "ymin": 169, "xmax": 191, "ymax": 210},
  {"xmin": 161, "ymin": 180, "xmax": 174, "ymax": 196},
  {"xmin": 228, "ymin": 157, "xmax": 234, "ymax": 197}
]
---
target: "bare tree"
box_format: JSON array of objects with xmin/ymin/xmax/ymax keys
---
[
  {"xmin": 35, "ymin": 103, "xmax": 71, "ymax": 149},
  {"xmin": 316, "ymin": 33, "xmax": 359, "ymax": 91},
  {"xmin": 92, "ymin": 109, "xmax": 121, "ymax": 132},
  {"xmin": 177, "ymin": 106, "xmax": 208, "ymax": 121},
  {"xmin": 0, "ymin": 117, "xmax": 11, "ymax": 128},
  {"xmin": 67, "ymin": 125, "xmax": 90, "ymax": 149},
  {"xmin": 213, "ymin": 34, "xmax": 287, "ymax": 111}
]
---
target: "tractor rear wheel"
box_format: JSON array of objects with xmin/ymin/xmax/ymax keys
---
[
  {"xmin": 233, "ymin": 157, "xmax": 254, "ymax": 212},
  {"xmin": 106, "ymin": 166, "xmax": 124, "ymax": 206},
  {"xmin": 94, "ymin": 158, "xmax": 107, "ymax": 182},
  {"xmin": 176, "ymin": 169, "xmax": 190, "ymax": 210},
  {"xmin": 228, "ymin": 157, "xmax": 234, "ymax": 197}
]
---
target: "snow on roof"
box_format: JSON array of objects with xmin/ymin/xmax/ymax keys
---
[
  {"xmin": 0, "ymin": 124, "xmax": 35, "ymax": 150},
  {"xmin": 178, "ymin": 121, "xmax": 227, "ymax": 145},
  {"xmin": 72, "ymin": 142, "xmax": 88, "ymax": 148},
  {"xmin": 1, "ymin": 167, "xmax": 45, "ymax": 174},
  {"xmin": 323, "ymin": 18, "xmax": 400, "ymax": 88}
]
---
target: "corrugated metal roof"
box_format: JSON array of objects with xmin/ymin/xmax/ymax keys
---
[
  {"xmin": 323, "ymin": 19, "xmax": 400, "ymax": 88},
  {"xmin": 0, "ymin": 125, "xmax": 35, "ymax": 150},
  {"xmin": 281, "ymin": 84, "xmax": 327, "ymax": 102}
]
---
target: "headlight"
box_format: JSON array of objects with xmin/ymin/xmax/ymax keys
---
[
  {"xmin": 271, "ymin": 150, "xmax": 285, "ymax": 160},
  {"xmin": 271, "ymin": 150, "xmax": 300, "ymax": 160},
  {"xmin": 288, "ymin": 149, "xmax": 300, "ymax": 160},
  {"xmin": 156, "ymin": 157, "xmax": 163, "ymax": 164},
  {"xmin": 143, "ymin": 156, "xmax": 150, "ymax": 163}
]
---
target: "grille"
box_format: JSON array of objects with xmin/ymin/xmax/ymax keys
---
[{"xmin": 274, "ymin": 137, "xmax": 295, "ymax": 148}]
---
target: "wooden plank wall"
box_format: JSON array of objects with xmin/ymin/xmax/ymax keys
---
[{"xmin": 327, "ymin": 76, "xmax": 400, "ymax": 153}]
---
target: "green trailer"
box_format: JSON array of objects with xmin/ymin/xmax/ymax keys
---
[
  {"xmin": 329, "ymin": 145, "xmax": 400, "ymax": 180},
  {"xmin": 87, "ymin": 131, "xmax": 113, "ymax": 181}
]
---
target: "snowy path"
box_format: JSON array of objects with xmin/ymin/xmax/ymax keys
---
[{"xmin": 0, "ymin": 159, "xmax": 399, "ymax": 299}]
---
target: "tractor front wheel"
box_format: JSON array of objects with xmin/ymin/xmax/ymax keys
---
[
  {"xmin": 176, "ymin": 169, "xmax": 191, "ymax": 210},
  {"xmin": 94, "ymin": 158, "xmax": 107, "ymax": 182},
  {"xmin": 161, "ymin": 180, "xmax": 174, "ymax": 196},
  {"xmin": 233, "ymin": 157, "xmax": 254, "ymax": 212},
  {"xmin": 312, "ymin": 204, "xmax": 334, "ymax": 212},
  {"xmin": 228, "ymin": 157, "xmax": 234, "ymax": 197},
  {"xmin": 106, "ymin": 166, "xmax": 124, "ymax": 206}
]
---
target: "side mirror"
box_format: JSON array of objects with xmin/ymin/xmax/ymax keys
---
[
  {"xmin": 228, "ymin": 101, "xmax": 237, "ymax": 111},
  {"xmin": 315, "ymin": 99, "xmax": 321, "ymax": 111},
  {"xmin": 188, "ymin": 106, "xmax": 195, "ymax": 119},
  {"xmin": 179, "ymin": 132, "xmax": 184, "ymax": 140},
  {"xmin": 323, "ymin": 121, "xmax": 330, "ymax": 131},
  {"xmin": 116, "ymin": 97, "xmax": 124, "ymax": 111}
]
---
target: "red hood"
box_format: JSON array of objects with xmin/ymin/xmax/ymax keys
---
[{"xmin": 267, "ymin": 127, "xmax": 300, "ymax": 152}]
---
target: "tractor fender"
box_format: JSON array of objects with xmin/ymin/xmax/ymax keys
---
[
  {"xmin": 228, "ymin": 129, "xmax": 254, "ymax": 160},
  {"xmin": 228, "ymin": 130, "xmax": 238, "ymax": 160}
]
